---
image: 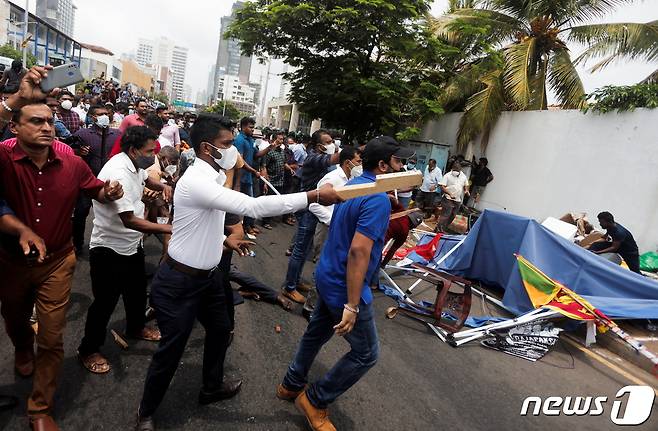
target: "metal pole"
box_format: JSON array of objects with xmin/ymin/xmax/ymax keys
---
[
  {"xmin": 22, "ymin": 0, "xmax": 29, "ymax": 66},
  {"xmin": 259, "ymin": 57, "xmax": 272, "ymax": 125}
]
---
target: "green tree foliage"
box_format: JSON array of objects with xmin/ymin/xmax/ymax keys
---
[
  {"xmin": 204, "ymin": 100, "xmax": 241, "ymax": 121},
  {"xmin": 583, "ymin": 83, "xmax": 658, "ymax": 113},
  {"xmin": 152, "ymin": 92, "xmax": 170, "ymax": 106},
  {"xmin": 226, "ymin": 0, "xmax": 447, "ymax": 142},
  {"xmin": 433, "ymin": 0, "xmax": 639, "ymax": 151},
  {"xmin": 0, "ymin": 44, "xmax": 37, "ymax": 68}
]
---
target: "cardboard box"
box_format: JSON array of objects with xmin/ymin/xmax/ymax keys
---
[{"xmin": 578, "ymin": 231, "xmax": 606, "ymax": 249}]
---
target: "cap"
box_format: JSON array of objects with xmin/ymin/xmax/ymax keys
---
[{"xmin": 362, "ymin": 136, "xmax": 415, "ymax": 165}]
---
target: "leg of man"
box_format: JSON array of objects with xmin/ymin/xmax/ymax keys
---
[
  {"xmin": 72, "ymin": 193, "xmax": 92, "ymax": 252},
  {"xmin": 282, "ymin": 296, "xmax": 337, "ymax": 392},
  {"xmin": 436, "ymin": 197, "xmax": 456, "ymax": 232},
  {"xmin": 78, "ymin": 247, "xmax": 125, "ymax": 356},
  {"xmin": 623, "ymin": 252, "xmax": 642, "ymax": 274},
  {"xmin": 229, "ymin": 266, "xmax": 279, "ymax": 304},
  {"xmin": 240, "ymin": 182, "xmax": 255, "ymax": 231},
  {"xmin": 121, "ymin": 247, "xmax": 148, "ymax": 337},
  {"xmin": 29, "ymin": 252, "xmax": 77, "ymax": 415},
  {"xmin": 0, "ymin": 259, "xmax": 36, "ymax": 360},
  {"xmin": 138, "ymin": 264, "xmax": 210, "ymax": 418},
  {"xmin": 312, "ymin": 223, "xmax": 328, "ymax": 263},
  {"xmin": 306, "ymin": 301, "xmax": 379, "ymax": 409},
  {"xmin": 284, "ymin": 210, "xmax": 318, "ymax": 292},
  {"xmin": 197, "ymin": 278, "xmax": 232, "ymax": 393}
]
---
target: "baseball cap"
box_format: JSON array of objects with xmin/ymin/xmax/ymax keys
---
[{"xmin": 362, "ymin": 136, "xmax": 415, "ymax": 165}]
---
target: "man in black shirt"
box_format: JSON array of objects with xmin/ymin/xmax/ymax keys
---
[
  {"xmin": 469, "ymin": 157, "xmax": 493, "ymax": 207},
  {"xmin": 591, "ymin": 212, "xmax": 641, "ymax": 274}
]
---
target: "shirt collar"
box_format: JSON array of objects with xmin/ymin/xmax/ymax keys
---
[
  {"xmin": 116, "ymin": 152, "xmax": 137, "ymax": 174},
  {"xmin": 194, "ymin": 157, "xmax": 223, "ymax": 180},
  {"xmin": 12, "ymin": 141, "xmax": 62, "ymax": 164}
]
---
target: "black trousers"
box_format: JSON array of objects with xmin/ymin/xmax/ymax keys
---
[
  {"xmin": 72, "ymin": 193, "xmax": 92, "ymax": 250},
  {"xmin": 78, "ymin": 247, "xmax": 147, "ymax": 356},
  {"xmin": 590, "ymin": 242, "xmax": 641, "ymax": 274},
  {"xmin": 139, "ymin": 262, "xmax": 232, "ymax": 417},
  {"xmin": 229, "ymin": 265, "xmax": 279, "ymax": 303}
]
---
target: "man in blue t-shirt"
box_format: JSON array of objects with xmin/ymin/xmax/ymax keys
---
[
  {"xmin": 592, "ymin": 211, "xmax": 641, "ymax": 273},
  {"xmin": 277, "ymin": 136, "xmax": 414, "ymax": 430}
]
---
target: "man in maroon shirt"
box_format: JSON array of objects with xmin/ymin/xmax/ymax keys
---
[
  {"xmin": 0, "ymin": 66, "xmax": 124, "ymax": 431},
  {"xmin": 119, "ymin": 98, "xmax": 149, "ymax": 133}
]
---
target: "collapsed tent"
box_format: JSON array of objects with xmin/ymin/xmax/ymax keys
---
[{"xmin": 405, "ymin": 210, "xmax": 658, "ymax": 319}]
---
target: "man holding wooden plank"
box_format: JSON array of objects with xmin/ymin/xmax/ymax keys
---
[{"xmin": 277, "ymin": 136, "xmax": 415, "ymax": 431}]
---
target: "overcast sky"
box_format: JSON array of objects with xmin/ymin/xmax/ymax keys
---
[{"xmin": 70, "ymin": 0, "xmax": 657, "ymax": 105}]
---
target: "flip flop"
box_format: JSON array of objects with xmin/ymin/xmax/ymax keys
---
[
  {"xmin": 263, "ymin": 224, "xmax": 273, "ymax": 230},
  {"xmin": 129, "ymin": 327, "xmax": 161, "ymax": 342}
]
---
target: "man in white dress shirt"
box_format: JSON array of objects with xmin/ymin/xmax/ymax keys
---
[
  {"xmin": 416, "ymin": 158, "xmax": 442, "ymax": 218},
  {"xmin": 135, "ymin": 114, "xmax": 341, "ymax": 431}
]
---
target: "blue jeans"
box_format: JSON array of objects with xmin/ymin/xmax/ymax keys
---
[
  {"xmin": 284, "ymin": 209, "xmax": 318, "ymax": 291},
  {"xmin": 240, "ymin": 182, "xmax": 254, "ymax": 229},
  {"xmin": 398, "ymin": 196, "xmax": 411, "ymax": 209},
  {"xmin": 282, "ymin": 295, "xmax": 379, "ymax": 409}
]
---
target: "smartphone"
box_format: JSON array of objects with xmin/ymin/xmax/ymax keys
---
[{"xmin": 40, "ymin": 63, "xmax": 84, "ymax": 92}]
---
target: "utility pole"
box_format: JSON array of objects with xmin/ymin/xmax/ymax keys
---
[
  {"xmin": 22, "ymin": 0, "xmax": 29, "ymax": 66},
  {"xmin": 259, "ymin": 56, "xmax": 272, "ymax": 126}
]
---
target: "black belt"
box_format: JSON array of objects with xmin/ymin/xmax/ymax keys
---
[{"xmin": 165, "ymin": 254, "xmax": 216, "ymax": 278}]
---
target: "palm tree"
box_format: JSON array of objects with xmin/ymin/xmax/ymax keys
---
[
  {"xmin": 432, "ymin": 0, "xmax": 637, "ymax": 151},
  {"xmin": 571, "ymin": 20, "xmax": 658, "ymax": 83}
]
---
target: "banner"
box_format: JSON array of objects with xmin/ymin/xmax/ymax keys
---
[{"xmin": 481, "ymin": 319, "xmax": 562, "ymax": 362}]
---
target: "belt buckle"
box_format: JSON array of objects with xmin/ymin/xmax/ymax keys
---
[{"xmin": 208, "ymin": 266, "xmax": 218, "ymax": 278}]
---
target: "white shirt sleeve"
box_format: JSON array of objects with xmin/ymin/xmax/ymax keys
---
[
  {"xmin": 309, "ymin": 203, "xmax": 333, "ymax": 225},
  {"xmin": 438, "ymin": 173, "xmax": 449, "ymax": 187},
  {"xmin": 104, "ymin": 168, "xmax": 139, "ymax": 214},
  {"xmin": 193, "ymin": 181, "xmax": 308, "ymax": 218}
]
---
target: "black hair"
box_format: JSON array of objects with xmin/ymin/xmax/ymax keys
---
[
  {"xmin": 429, "ymin": 158, "xmax": 436, "ymax": 164},
  {"xmin": 451, "ymin": 161, "xmax": 462, "ymax": 170},
  {"xmin": 120, "ymin": 126, "xmax": 158, "ymax": 153},
  {"xmin": 58, "ymin": 90, "xmax": 74, "ymax": 99},
  {"xmin": 271, "ymin": 130, "xmax": 285, "ymax": 140},
  {"xmin": 144, "ymin": 114, "xmax": 164, "ymax": 133},
  {"xmin": 310, "ymin": 129, "xmax": 330, "ymax": 149},
  {"xmin": 11, "ymin": 60, "xmax": 22, "ymax": 71},
  {"xmin": 480, "ymin": 157, "xmax": 488, "ymax": 165},
  {"xmin": 155, "ymin": 106, "xmax": 167, "ymax": 113},
  {"xmin": 190, "ymin": 113, "xmax": 235, "ymax": 152},
  {"xmin": 11, "ymin": 102, "xmax": 50, "ymax": 123},
  {"xmin": 135, "ymin": 98, "xmax": 148, "ymax": 107},
  {"xmin": 88, "ymin": 104, "xmax": 105, "ymax": 117},
  {"xmin": 339, "ymin": 146, "xmax": 358, "ymax": 165},
  {"xmin": 240, "ymin": 116, "xmax": 255, "ymax": 128},
  {"xmin": 597, "ymin": 212, "xmax": 614, "ymax": 223}
]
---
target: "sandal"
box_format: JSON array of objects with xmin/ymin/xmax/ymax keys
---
[
  {"xmin": 251, "ymin": 227, "xmax": 262, "ymax": 234},
  {"xmin": 129, "ymin": 327, "xmax": 161, "ymax": 342},
  {"xmin": 276, "ymin": 294, "xmax": 293, "ymax": 311},
  {"xmin": 78, "ymin": 351, "xmax": 111, "ymax": 374},
  {"xmin": 283, "ymin": 218, "xmax": 295, "ymax": 226},
  {"xmin": 262, "ymin": 223, "xmax": 273, "ymax": 230}
]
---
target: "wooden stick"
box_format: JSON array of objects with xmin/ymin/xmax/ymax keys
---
[
  {"xmin": 111, "ymin": 329, "xmax": 129, "ymax": 350},
  {"xmin": 334, "ymin": 171, "xmax": 422, "ymax": 200},
  {"xmin": 389, "ymin": 208, "xmax": 421, "ymax": 221}
]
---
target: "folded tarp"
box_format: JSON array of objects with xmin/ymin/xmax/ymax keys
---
[{"xmin": 406, "ymin": 210, "xmax": 658, "ymax": 319}]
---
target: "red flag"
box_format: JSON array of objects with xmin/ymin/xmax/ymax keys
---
[{"xmin": 413, "ymin": 233, "xmax": 443, "ymax": 261}]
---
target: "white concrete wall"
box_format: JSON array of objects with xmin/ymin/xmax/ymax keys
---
[{"xmin": 421, "ymin": 109, "xmax": 658, "ymax": 253}]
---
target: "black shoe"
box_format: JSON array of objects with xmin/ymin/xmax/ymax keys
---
[
  {"xmin": 135, "ymin": 414, "xmax": 155, "ymax": 431},
  {"xmin": 198, "ymin": 379, "xmax": 243, "ymax": 405},
  {"xmin": 0, "ymin": 395, "xmax": 18, "ymax": 412}
]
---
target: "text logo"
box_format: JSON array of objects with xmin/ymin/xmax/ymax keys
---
[{"xmin": 520, "ymin": 386, "xmax": 654, "ymax": 425}]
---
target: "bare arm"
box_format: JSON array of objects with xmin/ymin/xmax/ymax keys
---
[
  {"xmin": 0, "ymin": 214, "xmax": 47, "ymax": 262},
  {"xmin": 255, "ymin": 144, "xmax": 275, "ymax": 158},
  {"xmin": 118, "ymin": 211, "xmax": 172, "ymax": 235},
  {"xmin": 594, "ymin": 240, "xmax": 621, "ymax": 255}
]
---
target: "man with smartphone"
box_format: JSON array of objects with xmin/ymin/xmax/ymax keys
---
[{"xmin": 0, "ymin": 65, "xmax": 124, "ymax": 431}]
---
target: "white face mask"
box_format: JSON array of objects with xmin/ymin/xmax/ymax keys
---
[
  {"xmin": 60, "ymin": 100, "xmax": 73, "ymax": 111},
  {"xmin": 452, "ymin": 170, "xmax": 461, "ymax": 177},
  {"xmin": 350, "ymin": 164, "xmax": 363, "ymax": 179},
  {"xmin": 322, "ymin": 143, "xmax": 336, "ymax": 155},
  {"xmin": 164, "ymin": 165, "xmax": 177, "ymax": 176},
  {"xmin": 95, "ymin": 114, "xmax": 110, "ymax": 128},
  {"xmin": 168, "ymin": 119, "xmax": 176, "ymax": 126},
  {"xmin": 208, "ymin": 143, "xmax": 238, "ymax": 170}
]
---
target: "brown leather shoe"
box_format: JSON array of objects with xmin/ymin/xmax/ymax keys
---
[
  {"xmin": 295, "ymin": 391, "xmax": 336, "ymax": 431},
  {"xmin": 29, "ymin": 414, "xmax": 60, "ymax": 431},
  {"xmin": 276, "ymin": 383, "xmax": 303, "ymax": 401},
  {"xmin": 282, "ymin": 289, "xmax": 306, "ymax": 304},
  {"xmin": 15, "ymin": 349, "xmax": 35, "ymax": 377},
  {"xmin": 297, "ymin": 281, "xmax": 313, "ymax": 292}
]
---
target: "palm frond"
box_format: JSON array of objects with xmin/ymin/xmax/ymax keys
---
[
  {"xmin": 565, "ymin": 0, "xmax": 637, "ymax": 25},
  {"xmin": 503, "ymin": 37, "xmax": 537, "ymax": 109},
  {"xmin": 571, "ymin": 21, "xmax": 658, "ymax": 69},
  {"xmin": 529, "ymin": 56, "xmax": 548, "ymax": 110},
  {"xmin": 548, "ymin": 48, "xmax": 586, "ymax": 109},
  {"xmin": 457, "ymin": 70, "xmax": 505, "ymax": 151},
  {"xmin": 641, "ymin": 68, "xmax": 658, "ymax": 84},
  {"xmin": 430, "ymin": 9, "xmax": 525, "ymax": 47}
]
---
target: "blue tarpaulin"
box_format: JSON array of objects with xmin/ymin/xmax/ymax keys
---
[{"xmin": 406, "ymin": 210, "xmax": 658, "ymax": 319}]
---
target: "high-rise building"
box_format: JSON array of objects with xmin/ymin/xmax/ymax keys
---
[
  {"xmin": 35, "ymin": 0, "xmax": 76, "ymax": 37},
  {"xmin": 135, "ymin": 37, "xmax": 188, "ymax": 101},
  {"xmin": 217, "ymin": 74, "xmax": 256, "ymax": 115},
  {"xmin": 212, "ymin": 2, "xmax": 252, "ymax": 101}
]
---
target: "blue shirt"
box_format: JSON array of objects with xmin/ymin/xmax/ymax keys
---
[
  {"xmin": 315, "ymin": 171, "xmax": 391, "ymax": 309},
  {"xmin": 234, "ymin": 132, "xmax": 255, "ymax": 185},
  {"xmin": 0, "ymin": 198, "xmax": 14, "ymax": 217}
]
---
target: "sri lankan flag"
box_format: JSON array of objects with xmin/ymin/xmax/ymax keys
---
[{"xmin": 515, "ymin": 254, "xmax": 607, "ymax": 322}]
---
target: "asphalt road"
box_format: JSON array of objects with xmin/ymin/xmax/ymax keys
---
[{"xmin": 1, "ymin": 221, "xmax": 657, "ymax": 430}]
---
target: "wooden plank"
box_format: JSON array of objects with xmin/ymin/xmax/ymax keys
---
[
  {"xmin": 334, "ymin": 171, "xmax": 422, "ymax": 200},
  {"xmin": 389, "ymin": 208, "xmax": 422, "ymax": 220}
]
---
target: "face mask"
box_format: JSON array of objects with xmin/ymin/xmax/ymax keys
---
[
  {"xmin": 350, "ymin": 163, "xmax": 363, "ymax": 178},
  {"xmin": 84, "ymin": 103, "xmax": 90, "ymax": 110},
  {"xmin": 208, "ymin": 143, "xmax": 238, "ymax": 170},
  {"xmin": 322, "ymin": 143, "xmax": 336, "ymax": 155},
  {"xmin": 164, "ymin": 165, "xmax": 177, "ymax": 176},
  {"xmin": 60, "ymin": 100, "xmax": 73, "ymax": 110},
  {"xmin": 407, "ymin": 162, "xmax": 416, "ymax": 169},
  {"xmin": 135, "ymin": 153, "xmax": 155, "ymax": 169},
  {"xmin": 452, "ymin": 170, "xmax": 461, "ymax": 177},
  {"xmin": 129, "ymin": 109, "xmax": 135, "ymax": 115},
  {"xmin": 168, "ymin": 119, "xmax": 176, "ymax": 126},
  {"xmin": 95, "ymin": 115, "xmax": 110, "ymax": 128}
]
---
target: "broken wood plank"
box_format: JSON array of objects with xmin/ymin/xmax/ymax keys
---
[{"xmin": 334, "ymin": 171, "xmax": 422, "ymax": 200}]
